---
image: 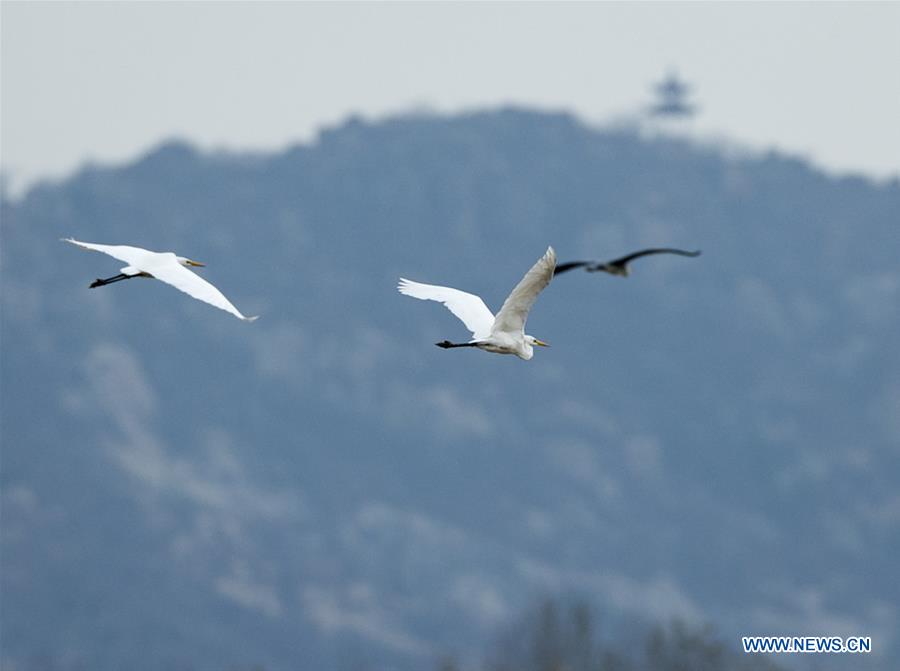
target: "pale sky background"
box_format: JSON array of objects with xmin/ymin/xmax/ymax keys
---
[{"xmin": 2, "ymin": 2, "xmax": 899, "ymax": 198}]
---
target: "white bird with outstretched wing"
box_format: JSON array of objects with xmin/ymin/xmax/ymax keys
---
[
  {"xmin": 398, "ymin": 246, "xmax": 556, "ymax": 360},
  {"xmin": 63, "ymin": 238, "xmax": 258, "ymax": 321}
]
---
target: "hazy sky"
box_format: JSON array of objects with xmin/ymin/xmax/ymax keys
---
[{"xmin": 2, "ymin": 2, "xmax": 899, "ymax": 196}]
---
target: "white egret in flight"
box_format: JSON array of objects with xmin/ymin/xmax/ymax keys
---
[
  {"xmin": 63, "ymin": 238, "xmax": 258, "ymax": 321},
  {"xmin": 554, "ymin": 248, "xmax": 701, "ymax": 277},
  {"xmin": 398, "ymin": 246, "xmax": 556, "ymax": 360}
]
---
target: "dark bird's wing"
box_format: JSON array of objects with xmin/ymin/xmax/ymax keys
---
[
  {"xmin": 553, "ymin": 261, "xmax": 594, "ymax": 276},
  {"xmin": 607, "ymin": 248, "xmax": 702, "ymax": 267}
]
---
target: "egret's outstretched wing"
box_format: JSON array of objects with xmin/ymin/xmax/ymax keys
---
[
  {"xmin": 609, "ymin": 248, "xmax": 702, "ymax": 266},
  {"xmin": 148, "ymin": 262, "xmax": 258, "ymax": 321},
  {"xmin": 62, "ymin": 237, "xmax": 153, "ymax": 267},
  {"xmin": 492, "ymin": 246, "xmax": 556, "ymax": 336},
  {"xmin": 553, "ymin": 260, "xmax": 592, "ymax": 276},
  {"xmin": 398, "ymin": 278, "xmax": 495, "ymax": 340}
]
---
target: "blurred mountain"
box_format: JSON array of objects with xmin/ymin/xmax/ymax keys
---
[{"xmin": 2, "ymin": 108, "xmax": 898, "ymax": 671}]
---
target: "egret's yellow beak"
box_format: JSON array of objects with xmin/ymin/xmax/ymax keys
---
[
  {"xmin": 187, "ymin": 260, "xmax": 205, "ymax": 267},
  {"xmin": 534, "ymin": 339, "xmax": 550, "ymax": 347}
]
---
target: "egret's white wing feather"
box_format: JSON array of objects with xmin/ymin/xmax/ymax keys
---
[
  {"xmin": 398, "ymin": 278, "xmax": 495, "ymax": 339},
  {"xmin": 492, "ymin": 246, "xmax": 556, "ymax": 336},
  {"xmin": 63, "ymin": 238, "xmax": 153, "ymax": 268},
  {"xmin": 147, "ymin": 262, "xmax": 258, "ymax": 321}
]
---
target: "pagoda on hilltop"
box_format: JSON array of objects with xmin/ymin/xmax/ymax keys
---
[{"xmin": 649, "ymin": 70, "xmax": 698, "ymax": 118}]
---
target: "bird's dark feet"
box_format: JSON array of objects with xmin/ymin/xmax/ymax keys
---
[
  {"xmin": 89, "ymin": 279, "xmax": 104, "ymax": 288},
  {"xmin": 435, "ymin": 340, "xmax": 453, "ymax": 349}
]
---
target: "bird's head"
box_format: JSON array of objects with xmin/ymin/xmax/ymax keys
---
[
  {"xmin": 177, "ymin": 257, "xmax": 205, "ymax": 268},
  {"xmin": 525, "ymin": 335, "xmax": 550, "ymax": 349}
]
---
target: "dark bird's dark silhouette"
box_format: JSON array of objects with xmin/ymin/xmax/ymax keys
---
[{"xmin": 554, "ymin": 248, "xmax": 701, "ymax": 277}]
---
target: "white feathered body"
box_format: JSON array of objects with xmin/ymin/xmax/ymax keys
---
[{"xmin": 475, "ymin": 331, "xmax": 536, "ymax": 360}]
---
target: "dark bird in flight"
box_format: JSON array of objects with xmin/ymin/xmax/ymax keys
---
[{"xmin": 554, "ymin": 248, "xmax": 701, "ymax": 277}]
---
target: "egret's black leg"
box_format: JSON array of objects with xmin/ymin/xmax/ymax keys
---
[
  {"xmin": 435, "ymin": 340, "xmax": 479, "ymax": 349},
  {"xmin": 90, "ymin": 273, "xmax": 131, "ymax": 288}
]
